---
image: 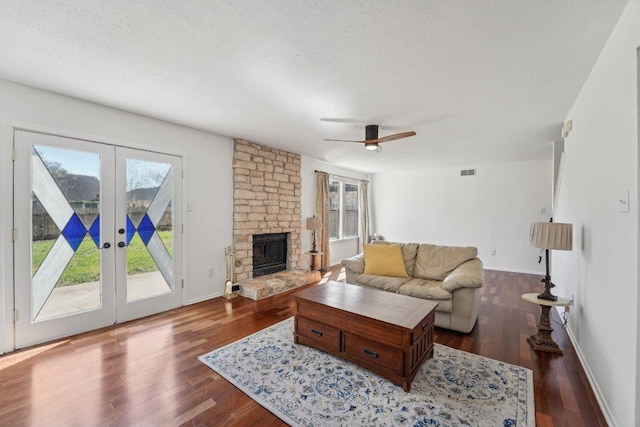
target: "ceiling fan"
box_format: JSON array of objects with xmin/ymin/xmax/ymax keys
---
[{"xmin": 324, "ymin": 125, "xmax": 416, "ymax": 151}]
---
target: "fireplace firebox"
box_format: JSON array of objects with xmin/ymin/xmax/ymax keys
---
[{"xmin": 253, "ymin": 233, "xmax": 288, "ymax": 277}]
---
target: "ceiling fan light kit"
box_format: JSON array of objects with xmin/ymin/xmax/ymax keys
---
[{"xmin": 324, "ymin": 124, "xmax": 416, "ymax": 150}]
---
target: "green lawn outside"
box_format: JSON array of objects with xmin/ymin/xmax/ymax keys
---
[{"xmin": 32, "ymin": 230, "xmax": 173, "ymax": 286}]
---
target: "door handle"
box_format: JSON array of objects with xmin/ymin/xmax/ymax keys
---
[
  {"xmin": 118, "ymin": 228, "xmax": 125, "ymax": 234},
  {"xmin": 100, "ymin": 242, "xmax": 111, "ymax": 249},
  {"xmin": 117, "ymin": 242, "xmax": 127, "ymax": 248}
]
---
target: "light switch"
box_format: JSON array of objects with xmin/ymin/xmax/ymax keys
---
[{"xmin": 619, "ymin": 190, "xmax": 629, "ymax": 213}]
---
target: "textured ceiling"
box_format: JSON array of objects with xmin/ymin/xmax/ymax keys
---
[{"xmin": 0, "ymin": 1, "xmax": 627, "ymax": 173}]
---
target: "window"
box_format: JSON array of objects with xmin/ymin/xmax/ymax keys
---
[
  {"xmin": 329, "ymin": 178, "xmax": 360, "ymax": 240},
  {"xmin": 329, "ymin": 181, "xmax": 339, "ymax": 239}
]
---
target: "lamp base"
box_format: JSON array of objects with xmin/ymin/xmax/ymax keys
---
[
  {"xmin": 537, "ymin": 273, "xmax": 558, "ymax": 301},
  {"xmin": 537, "ymin": 288, "xmax": 557, "ymax": 301}
]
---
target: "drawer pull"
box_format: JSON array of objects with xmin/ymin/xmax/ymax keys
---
[
  {"xmin": 311, "ymin": 329, "xmax": 323, "ymax": 337},
  {"xmin": 422, "ymin": 322, "xmax": 430, "ymax": 331},
  {"xmin": 363, "ymin": 349, "xmax": 378, "ymax": 358}
]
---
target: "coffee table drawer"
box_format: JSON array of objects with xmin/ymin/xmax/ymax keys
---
[
  {"xmin": 296, "ymin": 317, "xmax": 340, "ymax": 351},
  {"xmin": 344, "ymin": 333, "xmax": 403, "ymax": 373}
]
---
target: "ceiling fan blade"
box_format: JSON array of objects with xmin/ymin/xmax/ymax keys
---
[
  {"xmin": 320, "ymin": 117, "xmax": 366, "ymax": 124},
  {"xmin": 376, "ymin": 131, "xmax": 416, "ymax": 143},
  {"xmin": 323, "ymin": 138, "xmax": 366, "ymax": 143}
]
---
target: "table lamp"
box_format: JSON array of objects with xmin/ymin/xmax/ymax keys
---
[
  {"xmin": 306, "ymin": 216, "xmax": 321, "ymax": 253},
  {"xmin": 529, "ymin": 220, "xmax": 573, "ymax": 301}
]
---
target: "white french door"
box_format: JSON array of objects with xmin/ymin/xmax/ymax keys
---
[
  {"xmin": 114, "ymin": 147, "xmax": 182, "ymax": 322},
  {"xmin": 13, "ymin": 130, "xmax": 183, "ymax": 349}
]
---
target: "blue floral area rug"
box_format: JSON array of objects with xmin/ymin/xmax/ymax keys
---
[{"xmin": 199, "ymin": 317, "xmax": 534, "ymax": 427}]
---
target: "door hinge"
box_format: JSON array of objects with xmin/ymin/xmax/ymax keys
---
[
  {"xmin": 12, "ymin": 228, "xmax": 17, "ymax": 242},
  {"xmin": 181, "ymin": 279, "xmax": 184, "ymax": 289},
  {"xmin": 13, "ymin": 310, "xmax": 18, "ymax": 322},
  {"xmin": 181, "ymin": 170, "xmax": 184, "ymax": 179},
  {"xmin": 181, "ymin": 224, "xmax": 184, "ymax": 234},
  {"xmin": 11, "ymin": 147, "xmax": 16, "ymax": 161}
]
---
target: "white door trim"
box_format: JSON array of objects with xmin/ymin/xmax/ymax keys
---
[{"xmin": 1, "ymin": 123, "xmax": 15, "ymax": 354}]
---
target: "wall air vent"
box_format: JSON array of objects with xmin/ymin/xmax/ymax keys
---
[{"xmin": 460, "ymin": 169, "xmax": 476, "ymax": 176}]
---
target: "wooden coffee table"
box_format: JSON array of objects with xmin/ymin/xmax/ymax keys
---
[{"xmin": 293, "ymin": 281, "xmax": 438, "ymax": 392}]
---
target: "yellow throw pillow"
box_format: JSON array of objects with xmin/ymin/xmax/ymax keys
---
[{"xmin": 363, "ymin": 243, "xmax": 409, "ymax": 278}]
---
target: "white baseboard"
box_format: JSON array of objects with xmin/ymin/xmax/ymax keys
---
[
  {"xmin": 561, "ymin": 311, "xmax": 617, "ymax": 427},
  {"xmin": 483, "ymin": 266, "xmax": 543, "ymax": 275},
  {"xmin": 186, "ymin": 292, "xmax": 223, "ymax": 305}
]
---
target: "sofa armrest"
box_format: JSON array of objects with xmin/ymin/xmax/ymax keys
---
[
  {"xmin": 442, "ymin": 258, "xmax": 484, "ymax": 293},
  {"xmin": 341, "ymin": 253, "xmax": 365, "ymax": 274}
]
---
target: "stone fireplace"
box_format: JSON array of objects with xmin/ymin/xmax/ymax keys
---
[{"xmin": 232, "ymin": 139, "xmax": 302, "ymax": 281}]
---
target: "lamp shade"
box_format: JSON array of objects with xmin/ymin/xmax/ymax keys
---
[
  {"xmin": 529, "ymin": 222, "xmax": 573, "ymax": 251},
  {"xmin": 306, "ymin": 217, "xmax": 321, "ymax": 230}
]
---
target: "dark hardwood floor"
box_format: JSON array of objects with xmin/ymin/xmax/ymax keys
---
[{"xmin": 0, "ymin": 267, "xmax": 606, "ymax": 426}]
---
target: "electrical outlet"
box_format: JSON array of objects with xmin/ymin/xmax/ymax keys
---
[
  {"xmin": 490, "ymin": 249, "xmax": 496, "ymax": 256},
  {"xmin": 208, "ymin": 267, "xmax": 215, "ymax": 277}
]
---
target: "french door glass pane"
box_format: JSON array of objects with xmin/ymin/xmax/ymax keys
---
[
  {"xmin": 31, "ymin": 146, "xmax": 102, "ymax": 321},
  {"xmin": 125, "ymin": 158, "xmax": 174, "ymax": 301}
]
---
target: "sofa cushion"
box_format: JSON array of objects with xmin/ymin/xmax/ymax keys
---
[
  {"xmin": 356, "ymin": 274, "xmax": 411, "ymax": 293},
  {"xmin": 363, "ymin": 244, "xmax": 409, "ymax": 278},
  {"xmin": 414, "ymin": 244, "xmax": 478, "ymax": 281},
  {"xmin": 400, "ymin": 243, "xmax": 419, "ymax": 276},
  {"xmin": 397, "ymin": 278, "xmax": 452, "ymax": 300}
]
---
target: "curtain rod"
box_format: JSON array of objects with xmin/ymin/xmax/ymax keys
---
[{"xmin": 315, "ymin": 170, "xmax": 369, "ymax": 183}]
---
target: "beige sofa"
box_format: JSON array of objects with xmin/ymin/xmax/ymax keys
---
[{"xmin": 341, "ymin": 242, "xmax": 484, "ymax": 333}]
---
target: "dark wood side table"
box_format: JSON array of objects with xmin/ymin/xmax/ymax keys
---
[
  {"xmin": 522, "ymin": 293, "xmax": 573, "ymax": 354},
  {"xmin": 304, "ymin": 251, "xmax": 323, "ymax": 271}
]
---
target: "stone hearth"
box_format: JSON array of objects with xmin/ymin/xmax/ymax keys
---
[{"xmin": 238, "ymin": 270, "xmax": 321, "ymax": 300}]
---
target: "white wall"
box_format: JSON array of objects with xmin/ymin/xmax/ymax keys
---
[
  {"xmin": 552, "ymin": 3, "xmax": 639, "ymax": 426},
  {"xmin": 300, "ymin": 156, "xmax": 369, "ymax": 266},
  {"xmin": 0, "ymin": 80, "xmax": 234, "ymax": 353},
  {"xmin": 372, "ymin": 160, "xmax": 552, "ymax": 274}
]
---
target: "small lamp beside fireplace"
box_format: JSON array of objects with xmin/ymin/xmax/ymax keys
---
[{"xmin": 306, "ymin": 216, "xmax": 321, "ymax": 253}]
